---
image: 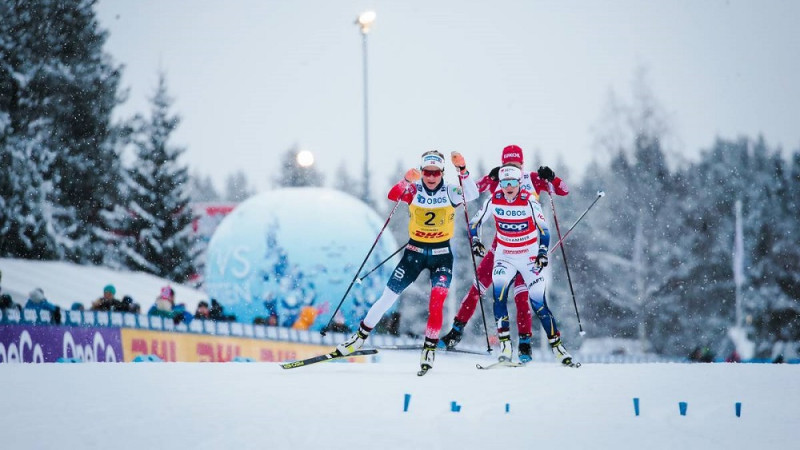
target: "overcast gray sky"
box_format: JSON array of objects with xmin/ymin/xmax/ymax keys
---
[{"xmin": 95, "ymin": 0, "xmax": 800, "ymax": 193}]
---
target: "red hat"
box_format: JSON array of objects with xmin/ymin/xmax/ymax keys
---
[{"xmin": 501, "ymin": 145, "xmax": 524, "ymax": 165}]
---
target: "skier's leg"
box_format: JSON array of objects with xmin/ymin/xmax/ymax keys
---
[
  {"xmin": 491, "ymin": 258, "xmax": 515, "ymax": 361},
  {"xmin": 441, "ymin": 249, "xmax": 494, "ymax": 348},
  {"xmin": 527, "ymin": 264, "xmax": 573, "ymax": 365},
  {"xmin": 513, "ymin": 273, "xmax": 534, "ymax": 362},
  {"xmin": 420, "ymin": 251, "xmax": 453, "ymax": 369},
  {"xmin": 527, "ymin": 264, "xmax": 557, "ymax": 338}
]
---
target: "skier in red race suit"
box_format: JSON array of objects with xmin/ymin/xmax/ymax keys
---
[{"xmin": 440, "ymin": 145, "xmax": 569, "ymax": 363}]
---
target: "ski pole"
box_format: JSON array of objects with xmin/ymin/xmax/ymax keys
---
[
  {"xmin": 355, "ymin": 244, "xmax": 405, "ymax": 285},
  {"xmin": 457, "ymin": 172, "xmax": 492, "ymax": 353},
  {"xmin": 548, "ymin": 190, "xmax": 605, "ymax": 254},
  {"xmin": 321, "ymin": 199, "xmax": 403, "ymax": 336},
  {"xmin": 546, "ymin": 183, "xmax": 585, "ymax": 336}
]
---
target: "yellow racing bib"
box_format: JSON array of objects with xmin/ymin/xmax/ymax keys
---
[{"xmin": 407, "ymin": 184, "xmax": 456, "ymax": 243}]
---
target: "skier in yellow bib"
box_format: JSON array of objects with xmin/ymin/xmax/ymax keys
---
[{"xmin": 335, "ymin": 150, "xmax": 479, "ymax": 374}]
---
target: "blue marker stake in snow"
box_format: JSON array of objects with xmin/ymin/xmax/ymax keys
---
[
  {"xmin": 735, "ymin": 402, "xmax": 742, "ymax": 417},
  {"xmin": 679, "ymin": 401, "xmax": 688, "ymax": 416},
  {"xmin": 403, "ymin": 394, "xmax": 411, "ymax": 412},
  {"xmin": 451, "ymin": 401, "xmax": 461, "ymax": 413},
  {"xmin": 505, "ymin": 403, "xmax": 510, "ymax": 414},
  {"xmin": 633, "ymin": 397, "xmax": 640, "ymax": 416}
]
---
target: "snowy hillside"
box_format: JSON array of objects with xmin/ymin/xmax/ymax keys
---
[
  {"xmin": 2, "ymin": 351, "xmax": 798, "ymax": 450},
  {"xmin": 0, "ymin": 258, "xmax": 207, "ymax": 313}
]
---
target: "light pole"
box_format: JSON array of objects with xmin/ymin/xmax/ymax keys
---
[{"xmin": 356, "ymin": 10, "xmax": 376, "ymax": 205}]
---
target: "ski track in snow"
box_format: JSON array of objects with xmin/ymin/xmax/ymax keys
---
[{"xmin": 1, "ymin": 351, "xmax": 798, "ymax": 450}]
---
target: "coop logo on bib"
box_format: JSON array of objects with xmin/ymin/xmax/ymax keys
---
[{"xmin": 498, "ymin": 221, "xmax": 529, "ymax": 232}]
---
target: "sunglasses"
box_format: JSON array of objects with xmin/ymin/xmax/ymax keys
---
[
  {"xmin": 499, "ymin": 179, "xmax": 520, "ymax": 188},
  {"xmin": 422, "ymin": 169, "xmax": 442, "ymax": 177}
]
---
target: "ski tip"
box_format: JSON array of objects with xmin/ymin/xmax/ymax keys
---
[{"xmin": 280, "ymin": 361, "xmax": 304, "ymax": 369}]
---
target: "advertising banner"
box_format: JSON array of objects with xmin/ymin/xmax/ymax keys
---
[
  {"xmin": 1, "ymin": 323, "xmax": 368, "ymax": 364},
  {"xmin": 120, "ymin": 328, "xmax": 330, "ymax": 362},
  {"xmin": 0, "ymin": 324, "xmax": 123, "ymax": 363}
]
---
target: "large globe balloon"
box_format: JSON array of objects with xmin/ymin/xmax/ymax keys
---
[{"xmin": 204, "ymin": 187, "xmax": 400, "ymax": 330}]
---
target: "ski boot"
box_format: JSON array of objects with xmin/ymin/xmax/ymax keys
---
[
  {"xmin": 440, "ymin": 319, "xmax": 465, "ymax": 350},
  {"xmin": 548, "ymin": 334, "xmax": 574, "ymax": 366},
  {"xmin": 418, "ymin": 339, "xmax": 437, "ymax": 376},
  {"xmin": 335, "ymin": 323, "xmax": 370, "ymax": 356},
  {"xmin": 498, "ymin": 331, "xmax": 512, "ymax": 362},
  {"xmin": 518, "ymin": 333, "xmax": 532, "ymax": 364}
]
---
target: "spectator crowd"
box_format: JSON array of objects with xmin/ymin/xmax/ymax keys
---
[
  {"xmin": 0, "ymin": 270, "xmax": 238, "ymax": 328},
  {"xmin": 1, "ymin": 269, "xmax": 364, "ymax": 334}
]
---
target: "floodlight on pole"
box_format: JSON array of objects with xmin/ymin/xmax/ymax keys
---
[
  {"xmin": 356, "ymin": 10, "xmax": 376, "ymax": 205},
  {"xmin": 357, "ymin": 11, "xmax": 376, "ymax": 33},
  {"xmin": 296, "ymin": 149, "xmax": 315, "ymax": 168}
]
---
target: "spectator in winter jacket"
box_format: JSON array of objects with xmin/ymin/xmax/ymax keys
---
[
  {"xmin": 24, "ymin": 287, "xmax": 61, "ymax": 324},
  {"xmin": 209, "ymin": 299, "xmax": 236, "ymax": 322},
  {"xmin": 0, "ymin": 292, "xmax": 21, "ymax": 314},
  {"xmin": 291, "ymin": 305, "xmax": 318, "ymax": 330},
  {"xmin": 91, "ymin": 285, "xmax": 139, "ymax": 313},
  {"xmin": 148, "ymin": 286, "xmax": 177, "ymax": 319},
  {"xmin": 121, "ymin": 295, "xmax": 141, "ymax": 314},
  {"xmin": 194, "ymin": 301, "xmax": 211, "ymax": 320},
  {"xmin": 148, "ymin": 286, "xmax": 192, "ymax": 324},
  {"xmin": 0, "ymin": 270, "xmax": 21, "ymax": 313},
  {"xmin": 91, "ymin": 284, "xmax": 120, "ymax": 311}
]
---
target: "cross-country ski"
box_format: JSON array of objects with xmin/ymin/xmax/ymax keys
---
[{"xmin": 280, "ymin": 349, "xmax": 378, "ymax": 369}]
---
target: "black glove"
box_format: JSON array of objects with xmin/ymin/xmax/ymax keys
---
[
  {"xmin": 488, "ymin": 166, "xmax": 500, "ymax": 181},
  {"xmin": 471, "ymin": 240, "xmax": 486, "ymax": 257},
  {"xmin": 537, "ymin": 166, "xmax": 555, "ymax": 182},
  {"xmin": 535, "ymin": 246, "xmax": 548, "ymax": 268}
]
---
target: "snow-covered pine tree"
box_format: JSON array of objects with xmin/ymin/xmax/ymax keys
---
[
  {"xmin": 671, "ymin": 138, "xmax": 752, "ymax": 355},
  {"xmin": 579, "ymin": 71, "xmax": 684, "ymax": 354},
  {"xmin": 116, "ymin": 73, "xmax": 196, "ymax": 282},
  {"xmin": 17, "ymin": 0, "xmax": 120, "ymax": 262},
  {"xmin": 780, "ymin": 150, "xmax": 800, "ymax": 304},
  {"xmin": 674, "ymin": 137, "xmax": 800, "ymax": 357},
  {"xmin": 0, "ymin": 122, "xmax": 64, "ymax": 259},
  {"xmin": 0, "ymin": 0, "xmax": 123, "ymax": 260}
]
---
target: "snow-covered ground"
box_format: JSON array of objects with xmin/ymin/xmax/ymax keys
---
[{"xmin": 2, "ymin": 351, "xmax": 797, "ymax": 450}]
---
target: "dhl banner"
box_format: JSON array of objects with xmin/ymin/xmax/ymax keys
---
[{"xmin": 120, "ymin": 328, "xmax": 330, "ymax": 362}]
